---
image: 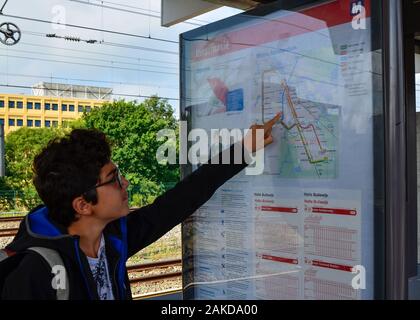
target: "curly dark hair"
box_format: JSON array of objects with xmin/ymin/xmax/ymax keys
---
[{"xmin": 33, "ymin": 129, "xmax": 111, "ymax": 227}]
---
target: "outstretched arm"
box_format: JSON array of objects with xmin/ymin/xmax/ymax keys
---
[{"xmin": 125, "ymin": 113, "xmax": 281, "ymax": 257}]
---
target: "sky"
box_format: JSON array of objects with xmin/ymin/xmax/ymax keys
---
[{"xmin": 0, "ymin": 0, "xmax": 242, "ymax": 118}]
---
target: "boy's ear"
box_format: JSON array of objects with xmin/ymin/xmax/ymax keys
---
[{"xmin": 72, "ymin": 196, "xmax": 94, "ymax": 217}]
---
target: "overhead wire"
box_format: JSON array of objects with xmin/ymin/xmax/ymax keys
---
[
  {"xmin": 17, "ymin": 41, "xmax": 178, "ymax": 65},
  {"xmin": 21, "ymin": 31, "xmax": 178, "ymax": 55},
  {"xmin": 0, "ymin": 13, "xmax": 179, "ymax": 44},
  {"xmin": 0, "ymin": 0, "xmax": 8, "ymax": 13},
  {"xmin": 1, "ymin": 47, "xmax": 178, "ymax": 70},
  {"xmin": 99, "ymin": 40, "xmax": 177, "ymax": 54}
]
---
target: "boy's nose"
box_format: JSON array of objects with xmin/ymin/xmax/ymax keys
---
[{"xmin": 122, "ymin": 176, "xmax": 130, "ymax": 189}]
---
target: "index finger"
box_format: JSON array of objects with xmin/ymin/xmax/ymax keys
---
[{"xmin": 264, "ymin": 112, "xmax": 282, "ymax": 129}]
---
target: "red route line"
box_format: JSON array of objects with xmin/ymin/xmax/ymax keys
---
[{"xmin": 280, "ymin": 80, "xmax": 326, "ymax": 160}]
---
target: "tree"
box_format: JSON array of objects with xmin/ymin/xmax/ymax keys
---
[
  {"xmin": 83, "ymin": 97, "xmax": 179, "ymax": 206},
  {"xmin": 4, "ymin": 127, "xmax": 69, "ymax": 210},
  {"xmin": 0, "ymin": 177, "xmax": 15, "ymax": 211}
]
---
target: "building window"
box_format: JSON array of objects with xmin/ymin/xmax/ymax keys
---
[
  {"xmin": 27, "ymin": 119, "xmax": 33, "ymax": 127},
  {"xmin": 45, "ymin": 120, "xmax": 51, "ymax": 127},
  {"xmin": 52, "ymin": 103, "xmax": 58, "ymax": 111},
  {"xmin": 62, "ymin": 104, "xmax": 67, "ymax": 111},
  {"xmin": 78, "ymin": 106, "xmax": 84, "ymax": 113},
  {"xmin": 17, "ymin": 119, "xmax": 23, "ymax": 126},
  {"xmin": 35, "ymin": 102, "xmax": 41, "ymax": 110},
  {"xmin": 0, "ymin": 118, "xmax": 4, "ymax": 126},
  {"xmin": 9, "ymin": 119, "xmax": 15, "ymax": 126},
  {"xmin": 27, "ymin": 102, "xmax": 33, "ymax": 109},
  {"xmin": 9, "ymin": 101, "xmax": 15, "ymax": 108},
  {"xmin": 0, "ymin": 100, "xmax": 4, "ymax": 108},
  {"xmin": 69, "ymin": 105, "xmax": 75, "ymax": 112},
  {"xmin": 85, "ymin": 106, "xmax": 91, "ymax": 112},
  {"xmin": 52, "ymin": 120, "xmax": 58, "ymax": 127},
  {"xmin": 17, "ymin": 101, "xmax": 23, "ymax": 109},
  {"xmin": 45, "ymin": 103, "xmax": 51, "ymax": 110},
  {"xmin": 35, "ymin": 120, "xmax": 41, "ymax": 127}
]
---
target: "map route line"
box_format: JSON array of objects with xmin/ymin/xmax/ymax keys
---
[{"xmin": 278, "ymin": 80, "xmax": 328, "ymax": 165}]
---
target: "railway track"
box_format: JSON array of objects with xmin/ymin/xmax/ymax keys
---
[
  {"xmin": 0, "ymin": 216, "xmax": 24, "ymax": 223},
  {"xmin": 0, "ymin": 215, "xmax": 24, "ymax": 238},
  {"xmin": 0, "ymin": 228, "xmax": 19, "ymax": 237},
  {"xmin": 127, "ymin": 259, "xmax": 182, "ymax": 284}
]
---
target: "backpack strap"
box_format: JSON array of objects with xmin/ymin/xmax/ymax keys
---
[
  {"xmin": 0, "ymin": 250, "xmax": 8, "ymax": 261},
  {"xmin": 0, "ymin": 248, "xmax": 15, "ymax": 261},
  {"xmin": 27, "ymin": 247, "xmax": 69, "ymax": 300}
]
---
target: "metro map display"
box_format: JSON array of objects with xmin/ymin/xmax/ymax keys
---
[{"xmin": 181, "ymin": 0, "xmax": 376, "ymax": 300}]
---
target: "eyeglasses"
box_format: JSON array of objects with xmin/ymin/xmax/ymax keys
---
[{"xmin": 82, "ymin": 166, "xmax": 123, "ymax": 197}]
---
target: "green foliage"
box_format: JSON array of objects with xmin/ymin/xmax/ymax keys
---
[
  {"xmin": 0, "ymin": 96, "xmax": 179, "ymax": 212},
  {"xmin": 83, "ymin": 97, "xmax": 179, "ymax": 205},
  {"xmin": 2, "ymin": 127, "xmax": 72, "ymax": 211},
  {"xmin": 5, "ymin": 127, "xmax": 68, "ymax": 189},
  {"xmin": 68, "ymin": 118, "xmax": 87, "ymax": 130},
  {"xmin": 0, "ymin": 178, "xmax": 14, "ymax": 211}
]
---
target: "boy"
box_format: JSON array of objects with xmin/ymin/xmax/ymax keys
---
[{"xmin": 1, "ymin": 113, "xmax": 280, "ymax": 299}]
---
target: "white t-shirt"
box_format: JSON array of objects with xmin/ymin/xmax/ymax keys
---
[{"xmin": 87, "ymin": 235, "xmax": 115, "ymax": 300}]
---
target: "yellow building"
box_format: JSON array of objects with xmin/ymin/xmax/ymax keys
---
[{"xmin": 0, "ymin": 93, "xmax": 107, "ymax": 135}]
